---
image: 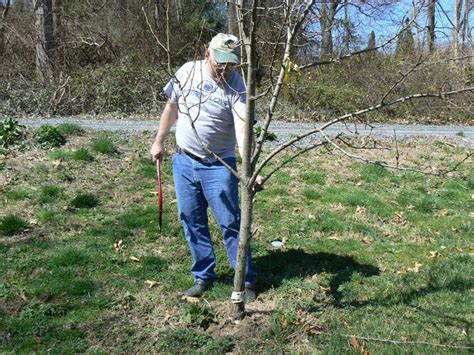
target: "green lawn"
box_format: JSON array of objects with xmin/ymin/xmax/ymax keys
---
[{"xmin": 1, "ymin": 128, "xmax": 473, "ymax": 353}]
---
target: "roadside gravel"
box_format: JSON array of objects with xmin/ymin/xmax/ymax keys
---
[{"xmin": 18, "ymin": 118, "xmax": 474, "ymax": 148}]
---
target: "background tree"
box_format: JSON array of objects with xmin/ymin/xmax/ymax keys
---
[
  {"xmin": 0, "ymin": 0, "xmax": 11, "ymax": 58},
  {"xmin": 427, "ymin": 0, "xmax": 436, "ymax": 52},
  {"xmin": 34, "ymin": 0, "xmax": 54, "ymax": 81}
]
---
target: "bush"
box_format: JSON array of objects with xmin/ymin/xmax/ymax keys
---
[
  {"xmin": 0, "ymin": 117, "xmax": 25, "ymax": 148},
  {"xmin": 0, "ymin": 215, "xmax": 28, "ymax": 236},
  {"xmin": 34, "ymin": 125, "xmax": 66, "ymax": 149}
]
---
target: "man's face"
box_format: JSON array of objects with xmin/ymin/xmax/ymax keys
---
[{"xmin": 206, "ymin": 49, "xmax": 236, "ymax": 82}]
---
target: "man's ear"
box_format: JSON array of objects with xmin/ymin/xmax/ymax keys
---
[{"xmin": 204, "ymin": 48, "xmax": 210, "ymax": 59}]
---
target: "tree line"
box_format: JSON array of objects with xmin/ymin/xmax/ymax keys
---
[{"xmin": 0, "ymin": 0, "xmax": 472, "ymax": 121}]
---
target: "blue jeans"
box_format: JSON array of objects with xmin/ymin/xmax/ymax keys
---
[{"xmin": 172, "ymin": 152, "xmax": 257, "ymax": 287}]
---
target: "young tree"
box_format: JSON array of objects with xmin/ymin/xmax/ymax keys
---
[{"xmin": 226, "ymin": 0, "xmax": 473, "ymax": 319}]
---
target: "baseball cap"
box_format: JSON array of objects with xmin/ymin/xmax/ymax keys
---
[{"xmin": 209, "ymin": 33, "xmax": 241, "ymax": 64}]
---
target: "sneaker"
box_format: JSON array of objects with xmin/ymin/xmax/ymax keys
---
[
  {"xmin": 245, "ymin": 286, "xmax": 257, "ymax": 303},
  {"xmin": 184, "ymin": 282, "xmax": 209, "ymax": 297}
]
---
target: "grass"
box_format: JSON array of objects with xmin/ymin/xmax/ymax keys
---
[
  {"xmin": 1, "ymin": 130, "xmax": 472, "ymax": 353},
  {"xmin": 0, "ymin": 215, "xmax": 28, "ymax": 236}
]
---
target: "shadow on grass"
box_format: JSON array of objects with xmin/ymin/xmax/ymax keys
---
[{"xmin": 253, "ymin": 249, "xmax": 380, "ymax": 303}]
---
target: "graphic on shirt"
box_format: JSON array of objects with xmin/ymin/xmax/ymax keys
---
[{"xmin": 198, "ymin": 81, "xmax": 217, "ymax": 94}]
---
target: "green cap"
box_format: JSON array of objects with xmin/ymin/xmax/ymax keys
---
[{"xmin": 209, "ymin": 33, "xmax": 241, "ymax": 64}]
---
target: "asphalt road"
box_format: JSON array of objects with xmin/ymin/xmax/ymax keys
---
[{"xmin": 18, "ymin": 118, "xmax": 474, "ymax": 148}]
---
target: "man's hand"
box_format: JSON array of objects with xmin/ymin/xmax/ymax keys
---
[
  {"xmin": 253, "ymin": 175, "xmax": 265, "ymax": 192},
  {"xmin": 150, "ymin": 141, "xmax": 165, "ymax": 163}
]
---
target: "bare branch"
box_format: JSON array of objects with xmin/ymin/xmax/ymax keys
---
[{"xmin": 254, "ymin": 86, "xmax": 474, "ymax": 178}]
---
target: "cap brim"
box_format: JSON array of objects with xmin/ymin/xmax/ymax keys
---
[{"xmin": 213, "ymin": 50, "xmax": 240, "ymax": 64}]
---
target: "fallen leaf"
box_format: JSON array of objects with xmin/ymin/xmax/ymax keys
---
[
  {"xmin": 320, "ymin": 286, "xmax": 332, "ymax": 295},
  {"xmin": 182, "ymin": 295, "xmax": 200, "ymax": 304},
  {"xmin": 52, "ymin": 160, "xmax": 61, "ymax": 168},
  {"xmin": 130, "ymin": 256, "xmax": 140, "ymax": 262},
  {"xmin": 361, "ymin": 237, "xmax": 372, "ymax": 244},
  {"xmin": 308, "ymin": 213, "xmax": 316, "ymax": 220},
  {"xmin": 356, "ymin": 181, "xmax": 364, "ymax": 187},
  {"xmin": 457, "ymin": 248, "xmax": 464, "ymax": 253},
  {"xmin": 401, "ymin": 336, "xmax": 408, "ymax": 342},
  {"xmin": 29, "ymin": 219, "xmax": 38, "ymax": 225},
  {"xmin": 331, "ymin": 203, "xmax": 347, "ymax": 211},
  {"xmin": 114, "ymin": 240, "xmax": 124, "ymax": 253},
  {"xmin": 429, "ymin": 251, "xmax": 440, "ymax": 258},
  {"xmin": 145, "ymin": 280, "xmax": 158, "ymax": 288},
  {"xmin": 349, "ymin": 335, "xmax": 369, "ymax": 354},
  {"xmin": 451, "ymin": 226, "xmax": 459, "ymax": 233},
  {"xmin": 328, "ymin": 236, "xmax": 342, "ymax": 241},
  {"xmin": 356, "ymin": 205, "xmax": 367, "ymax": 214},
  {"xmin": 407, "ymin": 262, "xmax": 422, "ymax": 273},
  {"xmin": 440, "ymin": 245, "xmax": 447, "ymax": 250},
  {"xmin": 437, "ymin": 209, "xmax": 449, "ymax": 216}
]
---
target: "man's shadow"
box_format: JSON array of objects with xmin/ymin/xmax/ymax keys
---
[{"xmin": 252, "ymin": 249, "xmax": 380, "ymax": 304}]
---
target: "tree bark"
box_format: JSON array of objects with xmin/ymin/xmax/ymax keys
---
[
  {"xmin": 228, "ymin": 0, "xmax": 239, "ymax": 36},
  {"xmin": 232, "ymin": 0, "xmax": 258, "ymax": 320},
  {"xmin": 52, "ymin": 0, "xmax": 63, "ymax": 68},
  {"xmin": 0, "ymin": 0, "xmax": 11, "ymax": 58},
  {"xmin": 453, "ymin": 0, "xmax": 462, "ymax": 57},
  {"xmin": 427, "ymin": 0, "xmax": 436, "ymax": 52},
  {"xmin": 320, "ymin": 0, "xmax": 340, "ymax": 58},
  {"xmin": 34, "ymin": 0, "xmax": 54, "ymax": 81},
  {"xmin": 461, "ymin": 0, "xmax": 471, "ymax": 50}
]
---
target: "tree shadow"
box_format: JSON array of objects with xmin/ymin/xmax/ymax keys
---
[{"xmin": 252, "ymin": 249, "xmax": 380, "ymax": 303}]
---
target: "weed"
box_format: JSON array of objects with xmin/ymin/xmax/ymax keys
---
[
  {"xmin": 56, "ymin": 123, "xmax": 84, "ymax": 136},
  {"xmin": 6, "ymin": 187, "xmax": 31, "ymax": 201},
  {"xmin": 254, "ymin": 126, "xmax": 278, "ymax": 141},
  {"xmin": 34, "ymin": 125, "xmax": 66, "ymax": 149},
  {"xmin": 182, "ymin": 302, "xmax": 216, "ymax": 329},
  {"xmin": 300, "ymin": 170, "xmax": 326, "ymax": 185},
  {"xmin": 36, "ymin": 208, "xmax": 56, "ymax": 223},
  {"xmin": 72, "ymin": 148, "xmax": 93, "ymax": 161},
  {"xmin": 0, "ymin": 117, "xmax": 25, "ymax": 148},
  {"xmin": 39, "ymin": 185, "xmax": 62, "ymax": 203},
  {"xmin": 51, "ymin": 247, "xmax": 90, "ymax": 267},
  {"xmin": 70, "ymin": 193, "xmax": 99, "ymax": 209},
  {"xmin": 0, "ymin": 215, "xmax": 28, "ymax": 236},
  {"xmin": 360, "ymin": 163, "xmax": 389, "ymax": 183},
  {"xmin": 90, "ymin": 136, "xmax": 117, "ymax": 155},
  {"xmin": 48, "ymin": 148, "xmax": 72, "ymax": 160},
  {"xmin": 155, "ymin": 328, "xmax": 233, "ymax": 353},
  {"xmin": 456, "ymin": 131, "xmax": 464, "ymax": 137}
]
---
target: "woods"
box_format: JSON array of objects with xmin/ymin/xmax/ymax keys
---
[{"xmin": 0, "ymin": 0, "xmax": 472, "ymax": 121}]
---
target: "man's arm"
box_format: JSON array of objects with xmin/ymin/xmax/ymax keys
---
[{"xmin": 150, "ymin": 101, "xmax": 178, "ymax": 162}]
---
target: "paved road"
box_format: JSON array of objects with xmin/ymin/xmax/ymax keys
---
[{"xmin": 18, "ymin": 118, "xmax": 474, "ymax": 147}]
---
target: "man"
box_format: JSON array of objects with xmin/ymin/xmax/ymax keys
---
[{"xmin": 150, "ymin": 33, "xmax": 262, "ymax": 300}]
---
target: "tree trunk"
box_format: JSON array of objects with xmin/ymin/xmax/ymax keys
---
[
  {"xmin": 320, "ymin": 0, "xmax": 339, "ymax": 58},
  {"xmin": 34, "ymin": 0, "xmax": 54, "ymax": 81},
  {"xmin": 453, "ymin": 0, "xmax": 462, "ymax": 57},
  {"xmin": 228, "ymin": 0, "xmax": 239, "ymax": 36},
  {"xmin": 427, "ymin": 0, "xmax": 436, "ymax": 52},
  {"xmin": 232, "ymin": 0, "xmax": 257, "ymax": 320},
  {"xmin": 0, "ymin": 0, "xmax": 11, "ymax": 58},
  {"xmin": 52, "ymin": 0, "xmax": 63, "ymax": 68},
  {"xmin": 461, "ymin": 0, "xmax": 471, "ymax": 50}
]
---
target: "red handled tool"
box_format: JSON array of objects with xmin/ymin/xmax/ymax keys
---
[{"xmin": 156, "ymin": 159, "xmax": 163, "ymax": 231}]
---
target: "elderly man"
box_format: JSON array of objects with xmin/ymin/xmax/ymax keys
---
[{"xmin": 150, "ymin": 33, "xmax": 261, "ymax": 300}]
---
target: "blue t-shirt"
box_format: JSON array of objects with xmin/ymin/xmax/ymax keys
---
[{"xmin": 164, "ymin": 60, "xmax": 247, "ymax": 159}]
